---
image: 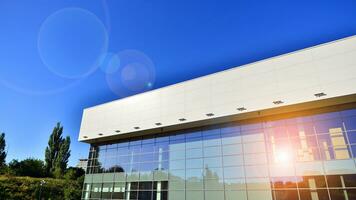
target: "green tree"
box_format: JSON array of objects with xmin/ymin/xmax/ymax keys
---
[
  {"xmin": 8, "ymin": 158, "xmax": 46, "ymax": 177},
  {"xmin": 0, "ymin": 133, "xmax": 6, "ymax": 168},
  {"xmin": 45, "ymin": 123, "xmax": 71, "ymax": 178}
]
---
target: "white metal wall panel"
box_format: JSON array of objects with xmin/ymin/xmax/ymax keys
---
[{"xmin": 79, "ymin": 36, "xmax": 356, "ymax": 141}]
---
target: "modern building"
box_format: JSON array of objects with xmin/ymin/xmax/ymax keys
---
[{"xmin": 79, "ymin": 35, "xmax": 356, "ymax": 200}]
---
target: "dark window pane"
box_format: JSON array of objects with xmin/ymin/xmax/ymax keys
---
[
  {"xmin": 347, "ymin": 132, "xmax": 356, "ymax": 144},
  {"xmin": 138, "ymin": 191, "xmax": 152, "ymax": 200},
  {"xmin": 128, "ymin": 191, "xmax": 138, "ymax": 199},
  {"xmin": 273, "ymin": 190, "xmax": 298, "ymax": 200},
  {"xmin": 139, "ymin": 181, "xmax": 153, "ymax": 190},
  {"xmin": 128, "ymin": 182, "xmax": 139, "ymax": 190},
  {"xmin": 343, "ymin": 174, "xmax": 356, "ymax": 187},
  {"xmin": 299, "ymin": 189, "xmax": 329, "ymax": 200},
  {"xmin": 327, "ymin": 175, "xmax": 343, "ymax": 188},
  {"xmin": 344, "ymin": 116, "xmax": 356, "ymax": 131},
  {"xmin": 297, "ymin": 176, "xmax": 326, "ymax": 188},
  {"xmin": 347, "ymin": 189, "xmax": 356, "ymax": 199},
  {"xmin": 154, "ymin": 181, "xmax": 168, "ymax": 190},
  {"xmin": 330, "ymin": 189, "xmax": 348, "ymax": 200},
  {"xmin": 314, "ymin": 118, "xmax": 344, "ymax": 133}
]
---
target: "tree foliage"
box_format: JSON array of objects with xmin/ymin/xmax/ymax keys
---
[
  {"xmin": 0, "ymin": 133, "xmax": 6, "ymax": 168},
  {"xmin": 8, "ymin": 158, "xmax": 46, "ymax": 178},
  {"xmin": 0, "ymin": 175, "xmax": 82, "ymax": 200},
  {"xmin": 45, "ymin": 123, "xmax": 71, "ymax": 178}
]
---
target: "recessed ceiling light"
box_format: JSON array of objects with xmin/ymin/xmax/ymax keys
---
[
  {"xmin": 134, "ymin": 127, "xmax": 140, "ymax": 130},
  {"xmin": 237, "ymin": 107, "xmax": 246, "ymax": 111},
  {"xmin": 206, "ymin": 113, "xmax": 214, "ymax": 117},
  {"xmin": 155, "ymin": 123, "xmax": 162, "ymax": 126},
  {"xmin": 179, "ymin": 118, "xmax": 186, "ymax": 121},
  {"xmin": 115, "ymin": 130, "xmax": 121, "ymax": 133},
  {"xmin": 83, "ymin": 136, "xmax": 88, "ymax": 139},
  {"xmin": 314, "ymin": 92, "xmax": 326, "ymax": 98},
  {"xmin": 273, "ymin": 100, "xmax": 284, "ymax": 105},
  {"xmin": 98, "ymin": 133, "xmax": 103, "ymax": 136}
]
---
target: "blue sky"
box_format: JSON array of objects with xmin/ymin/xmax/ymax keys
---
[{"xmin": 0, "ymin": 0, "xmax": 355, "ymax": 166}]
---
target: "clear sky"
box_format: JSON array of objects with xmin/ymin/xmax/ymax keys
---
[{"xmin": 0, "ymin": 0, "xmax": 355, "ymax": 167}]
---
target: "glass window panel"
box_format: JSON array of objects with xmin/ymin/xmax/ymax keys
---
[
  {"xmin": 324, "ymin": 160, "xmax": 356, "ymax": 174},
  {"xmin": 299, "ymin": 189, "xmax": 329, "ymax": 200},
  {"xmin": 168, "ymin": 191, "xmax": 185, "ymax": 200},
  {"xmin": 244, "ymin": 153, "xmax": 267, "ymax": 165},
  {"xmin": 314, "ymin": 119, "xmax": 344, "ymax": 134},
  {"xmin": 169, "ymin": 180, "xmax": 185, "ymax": 190},
  {"xmin": 139, "ymin": 181, "xmax": 153, "ymax": 190},
  {"xmin": 327, "ymin": 175, "xmax": 343, "ymax": 188},
  {"xmin": 247, "ymin": 190, "xmax": 272, "ymax": 200},
  {"xmin": 243, "ymin": 141, "xmax": 266, "ymax": 154},
  {"xmin": 225, "ymin": 190, "xmax": 247, "ymax": 200},
  {"xmin": 347, "ymin": 189, "xmax": 356, "ymax": 199},
  {"xmin": 169, "ymin": 140, "xmax": 186, "ymax": 151},
  {"xmin": 169, "ymin": 169, "xmax": 185, "ymax": 181},
  {"xmin": 243, "ymin": 133, "xmax": 265, "ymax": 143},
  {"xmin": 271, "ymin": 177, "xmax": 297, "ymax": 188},
  {"xmin": 153, "ymin": 170, "xmax": 168, "ymax": 181},
  {"xmin": 269, "ymin": 164, "xmax": 296, "ymax": 177},
  {"xmin": 186, "ymin": 168, "xmax": 203, "ymax": 180},
  {"xmin": 221, "ymin": 133, "xmax": 242, "ymax": 145},
  {"xmin": 170, "ymin": 160, "xmax": 186, "ymax": 170},
  {"xmin": 186, "ymin": 158, "xmax": 203, "ymax": 169},
  {"xmin": 295, "ymin": 162, "xmax": 324, "ymax": 176},
  {"xmin": 347, "ymin": 131, "xmax": 356, "ymax": 144},
  {"xmin": 185, "ymin": 137, "xmax": 203, "ymax": 149},
  {"xmin": 141, "ymin": 143, "xmax": 155, "ymax": 153},
  {"xmin": 222, "ymin": 144, "xmax": 243, "ymax": 155},
  {"xmin": 341, "ymin": 109, "xmax": 356, "ymax": 117},
  {"xmin": 204, "ymin": 167, "xmax": 223, "ymax": 180},
  {"xmin": 343, "ymin": 174, "xmax": 356, "ymax": 187},
  {"xmin": 138, "ymin": 191, "xmax": 152, "ymax": 200},
  {"xmin": 139, "ymin": 152, "xmax": 158, "ymax": 162},
  {"xmin": 329, "ymin": 189, "xmax": 349, "ymax": 200},
  {"xmin": 126, "ymin": 190, "xmax": 138, "ymax": 199},
  {"xmin": 204, "ymin": 146, "xmax": 222, "ymax": 157},
  {"xmin": 224, "ymin": 178, "xmax": 246, "ymax": 190},
  {"xmin": 224, "ymin": 166, "xmax": 245, "ymax": 178},
  {"xmin": 287, "ymin": 123, "xmax": 315, "ymax": 138},
  {"xmin": 246, "ymin": 178, "xmax": 271, "ymax": 189},
  {"xmin": 204, "ymin": 157, "xmax": 222, "ymax": 168},
  {"xmin": 344, "ymin": 116, "xmax": 356, "ymax": 131},
  {"xmin": 273, "ymin": 190, "xmax": 298, "ymax": 200},
  {"xmin": 245, "ymin": 165, "xmax": 269, "ymax": 178},
  {"xmin": 203, "ymin": 135, "xmax": 221, "ymax": 147},
  {"xmin": 186, "ymin": 191, "xmax": 204, "ymax": 200},
  {"xmin": 241, "ymin": 123, "xmax": 263, "ymax": 131},
  {"xmin": 205, "ymin": 179, "xmax": 224, "ymax": 190},
  {"xmin": 169, "ymin": 150, "xmax": 185, "ymax": 160},
  {"xmin": 205, "ymin": 191, "xmax": 224, "ymax": 200},
  {"xmin": 186, "ymin": 179, "xmax": 203, "ymax": 190},
  {"xmin": 221, "ymin": 124, "xmax": 240, "ymax": 134},
  {"xmin": 266, "ymin": 126, "xmax": 288, "ymax": 140},
  {"xmin": 313, "ymin": 111, "xmax": 341, "ymax": 121},
  {"xmin": 90, "ymin": 183, "xmax": 102, "ymax": 199},
  {"xmin": 297, "ymin": 176, "xmax": 327, "ymax": 188},
  {"xmin": 155, "ymin": 142, "xmax": 169, "ymax": 152},
  {"xmin": 186, "ymin": 148, "xmax": 203, "ymax": 159}
]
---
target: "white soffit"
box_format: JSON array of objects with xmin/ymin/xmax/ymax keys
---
[{"xmin": 79, "ymin": 35, "xmax": 356, "ymax": 142}]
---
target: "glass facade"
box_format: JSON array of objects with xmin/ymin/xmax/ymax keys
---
[{"xmin": 82, "ymin": 108, "xmax": 356, "ymax": 200}]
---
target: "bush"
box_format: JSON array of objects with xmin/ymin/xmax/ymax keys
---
[
  {"xmin": 8, "ymin": 158, "xmax": 46, "ymax": 177},
  {"xmin": 0, "ymin": 175, "xmax": 82, "ymax": 200}
]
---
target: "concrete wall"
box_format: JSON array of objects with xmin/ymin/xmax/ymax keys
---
[{"xmin": 79, "ymin": 36, "xmax": 356, "ymax": 142}]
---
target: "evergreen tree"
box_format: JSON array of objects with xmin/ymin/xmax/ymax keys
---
[
  {"xmin": 0, "ymin": 133, "xmax": 6, "ymax": 167},
  {"xmin": 45, "ymin": 123, "xmax": 71, "ymax": 177}
]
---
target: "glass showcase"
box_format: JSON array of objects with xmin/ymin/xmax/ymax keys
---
[{"xmin": 82, "ymin": 108, "xmax": 356, "ymax": 200}]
